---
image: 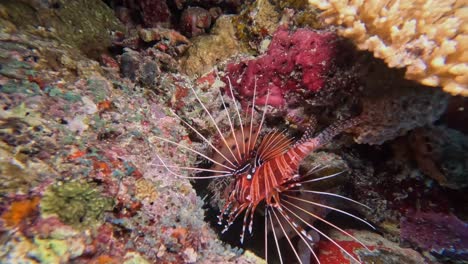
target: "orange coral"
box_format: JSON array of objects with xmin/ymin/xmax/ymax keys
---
[
  {"xmin": 91, "ymin": 255, "xmax": 119, "ymax": 264},
  {"xmin": 93, "ymin": 161, "xmax": 112, "ymax": 176},
  {"xmin": 98, "ymin": 100, "xmax": 112, "ymax": 111},
  {"xmin": 1, "ymin": 196, "xmax": 40, "ymax": 227},
  {"xmin": 68, "ymin": 150, "xmax": 86, "ymax": 160},
  {"xmin": 170, "ymin": 227, "xmax": 188, "ymax": 245}
]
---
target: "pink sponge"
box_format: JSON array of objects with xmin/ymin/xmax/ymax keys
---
[{"xmin": 224, "ymin": 27, "xmax": 337, "ymax": 107}]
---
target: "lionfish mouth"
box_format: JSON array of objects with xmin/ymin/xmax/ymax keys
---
[{"xmin": 154, "ymin": 76, "xmax": 375, "ymax": 264}]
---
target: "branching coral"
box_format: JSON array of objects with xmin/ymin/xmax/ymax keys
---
[{"xmin": 308, "ymin": 0, "xmax": 468, "ymax": 96}]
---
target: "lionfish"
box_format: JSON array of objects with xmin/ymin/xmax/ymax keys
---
[{"xmin": 155, "ymin": 78, "xmax": 374, "ymax": 263}]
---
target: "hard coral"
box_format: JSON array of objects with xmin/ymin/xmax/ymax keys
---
[
  {"xmin": 224, "ymin": 27, "xmax": 337, "ymax": 108},
  {"xmin": 308, "ymin": 0, "xmax": 468, "ymax": 96},
  {"xmin": 40, "ymin": 181, "xmax": 112, "ymax": 228}
]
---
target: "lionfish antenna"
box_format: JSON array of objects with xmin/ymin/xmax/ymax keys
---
[
  {"xmin": 189, "ymin": 85, "xmax": 241, "ymax": 165},
  {"xmin": 304, "ymin": 164, "xmax": 329, "ymax": 177},
  {"xmin": 154, "ymin": 153, "xmax": 232, "ymax": 179},
  {"xmin": 282, "ymin": 201, "xmax": 364, "ymax": 264},
  {"xmin": 264, "ymin": 207, "xmax": 268, "ymax": 263},
  {"xmin": 267, "ymin": 208, "xmax": 283, "ymax": 264},
  {"xmin": 276, "ymin": 206, "xmax": 321, "ymax": 264},
  {"xmin": 240, "ymin": 204, "xmax": 253, "ymax": 244},
  {"xmin": 253, "ymin": 90, "xmax": 271, "ymax": 162},
  {"xmin": 247, "ymin": 77, "xmax": 258, "ymax": 155},
  {"xmin": 150, "ymin": 164, "xmax": 233, "ymax": 175},
  {"xmin": 299, "ymin": 170, "xmax": 345, "ymax": 184},
  {"xmin": 286, "ymin": 189, "xmax": 372, "ymax": 210},
  {"xmin": 226, "ymin": 77, "xmax": 247, "ymax": 156},
  {"xmin": 271, "ymin": 207, "xmax": 303, "ymax": 264},
  {"xmin": 218, "ymin": 85, "xmax": 243, "ymax": 162},
  {"xmin": 169, "ymin": 109, "xmax": 237, "ymax": 168},
  {"xmin": 284, "ymin": 194, "xmax": 375, "ymax": 230},
  {"xmin": 154, "ymin": 136, "xmax": 234, "ymax": 171}
]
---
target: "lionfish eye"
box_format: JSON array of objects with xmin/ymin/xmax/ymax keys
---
[{"xmin": 246, "ymin": 174, "xmax": 252, "ymax": 180}]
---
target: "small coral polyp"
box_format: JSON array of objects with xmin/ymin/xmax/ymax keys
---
[
  {"xmin": 224, "ymin": 27, "xmax": 337, "ymax": 108},
  {"xmin": 155, "ymin": 80, "xmax": 374, "ymax": 263}
]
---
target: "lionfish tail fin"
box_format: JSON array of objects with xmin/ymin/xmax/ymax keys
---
[
  {"xmin": 301, "ymin": 115, "xmax": 364, "ymax": 150},
  {"xmin": 296, "ymin": 117, "xmax": 317, "ymax": 145}
]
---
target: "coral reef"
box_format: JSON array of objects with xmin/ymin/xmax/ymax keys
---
[
  {"xmin": 355, "ymin": 86, "xmax": 448, "ymax": 145},
  {"xmin": 1, "ymin": 196, "xmax": 40, "ymax": 227},
  {"xmin": 2, "ymin": 218, "xmax": 90, "ymax": 263},
  {"xmin": 308, "ymin": 0, "xmax": 468, "ymax": 96},
  {"xmin": 0, "ymin": 0, "xmax": 466, "ymax": 263},
  {"xmin": 224, "ymin": 27, "xmax": 337, "ymax": 108}
]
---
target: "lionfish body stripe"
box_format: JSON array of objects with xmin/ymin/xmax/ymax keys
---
[{"xmin": 157, "ymin": 81, "xmax": 372, "ymax": 264}]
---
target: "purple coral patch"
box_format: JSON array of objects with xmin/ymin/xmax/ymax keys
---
[{"xmin": 400, "ymin": 211, "xmax": 468, "ymax": 260}]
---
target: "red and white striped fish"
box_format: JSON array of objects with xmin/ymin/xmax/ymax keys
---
[{"xmin": 155, "ymin": 78, "xmax": 374, "ymax": 264}]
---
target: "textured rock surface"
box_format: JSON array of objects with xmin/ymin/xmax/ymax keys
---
[
  {"xmin": 1, "ymin": 0, "xmax": 124, "ymax": 59},
  {"xmin": 181, "ymin": 15, "xmax": 248, "ymax": 77}
]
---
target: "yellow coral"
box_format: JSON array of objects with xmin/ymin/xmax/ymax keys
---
[
  {"xmin": 308, "ymin": 0, "xmax": 468, "ymax": 96},
  {"xmin": 135, "ymin": 179, "xmax": 158, "ymax": 201}
]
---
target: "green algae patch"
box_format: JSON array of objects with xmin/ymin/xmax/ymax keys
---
[{"xmin": 41, "ymin": 181, "xmax": 112, "ymax": 229}]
